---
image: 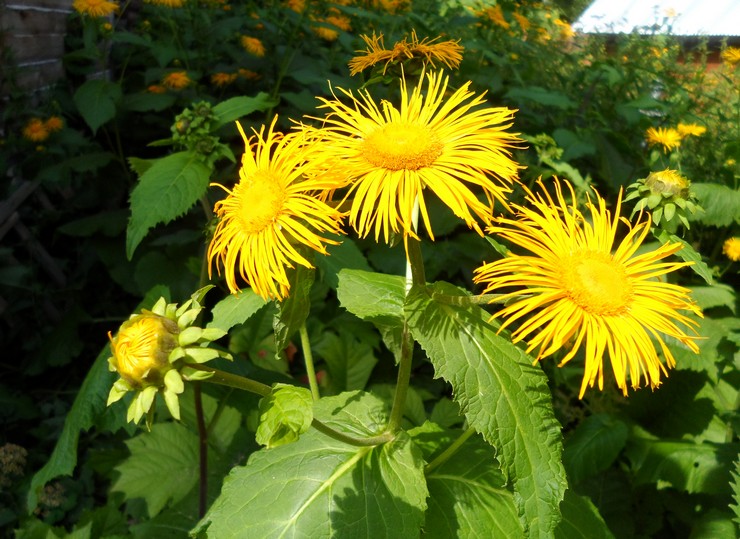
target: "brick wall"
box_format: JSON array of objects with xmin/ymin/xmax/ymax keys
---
[{"xmin": 0, "ymin": 0, "xmax": 72, "ymax": 91}]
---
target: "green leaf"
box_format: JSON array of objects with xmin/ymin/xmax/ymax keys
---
[
  {"xmin": 111, "ymin": 422, "xmax": 200, "ymax": 517},
  {"xmin": 625, "ymin": 437, "xmax": 739, "ymax": 495},
  {"xmin": 554, "ymin": 490, "xmax": 614, "ymax": 539},
  {"xmin": 123, "ymin": 92, "xmax": 177, "ymax": 113},
  {"xmin": 26, "ymin": 286, "xmax": 168, "ymax": 510},
  {"xmin": 314, "ymin": 331, "xmax": 378, "ymax": 393},
  {"xmin": 405, "ymin": 282, "xmax": 566, "ymax": 538},
  {"xmin": 73, "ymin": 79, "xmax": 122, "ymax": 134},
  {"xmin": 690, "ymin": 284, "xmax": 736, "ymax": 314},
  {"xmin": 194, "ymin": 391, "xmax": 428, "ymax": 538},
  {"xmin": 211, "ymin": 93, "xmax": 277, "ymax": 130},
  {"xmin": 256, "ymin": 383, "xmax": 313, "ymax": 448},
  {"xmin": 126, "ymin": 151, "xmax": 212, "ymax": 259},
  {"xmin": 690, "ymin": 183, "xmax": 740, "ymax": 227},
  {"xmin": 410, "ymin": 423, "xmax": 524, "ymax": 539},
  {"xmin": 730, "ymin": 455, "xmax": 740, "ymax": 526},
  {"xmin": 563, "ymin": 414, "xmax": 629, "ymax": 485},
  {"xmin": 505, "ymin": 86, "xmax": 577, "ymax": 109},
  {"xmin": 207, "ymin": 289, "xmax": 268, "ymax": 332},
  {"xmin": 315, "ymin": 235, "xmax": 372, "ymax": 289},
  {"xmin": 655, "ymin": 229, "xmax": 714, "ymax": 285},
  {"xmin": 273, "ymin": 264, "xmax": 314, "ymax": 356}
]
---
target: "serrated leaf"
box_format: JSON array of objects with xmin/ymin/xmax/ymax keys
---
[
  {"xmin": 112, "ymin": 422, "xmax": 200, "ymax": 517},
  {"xmin": 314, "ymin": 331, "xmax": 378, "ymax": 394},
  {"xmin": 256, "ymin": 384, "xmax": 313, "ymax": 448},
  {"xmin": 505, "ymin": 86, "xmax": 577, "ymax": 109},
  {"xmin": 206, "ymin": 289, "xmax": 268, "ymax": 332},
  {"xmin": 73, "ymin": 79, "xmax": 122, "ymax": 133},
  {"xmin": 690, "ymin": 183, "xmax": 740, "ymax": 227},
  {"xmin": 410, "ymin": 423, "xmax": 524, "ymax": 539},
  {"xmin": 655, "ymin": 229, "xmax": 714, "ymax": 285},
  {"xmin": 730, "ymin": 454, "xmax": 740, "ymax": 526},
  {"xmin": 273, "ymin": 264, "xmax": 314, "ymax": 356},
  {"xmin": 315, "ymin": 235, "xmax": 372, "ymax": 289},
  {"xmin": 27, "ymin": 286, "xmax": 170, "ymax": 510},
  {"xmin": 563, "ymin": 414, "xmax": 629, "ymax": 485},
  {"xmin": 690, "ymin": 284, "xmax": 736, "ymax": 314},
  {"xmin": 211, "ymin": 93, "xmax": 277, "ymax": 130},
  {"xmin": 555, "ymin": 490, "xmax": 614, "ymax": 539},
  {"xmin": 126, "ymin": 151, "xmax": 212, "ymax": 259},
  {"xmin": 405, "ymin": 281, "xmax": 566, "ymax": 538},
  {"xmin": 194, "ymin": 391, "xmax": 428, "ymax": 538}
]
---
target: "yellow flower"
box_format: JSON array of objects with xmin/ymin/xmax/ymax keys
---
[
  {"xmin": 479, "ymin": 4, "xmax": 510, "ymax": 29},
  {"xmin": 22, "ymin": 118, "xmax": 49, "ymax": 142},
  {"xmin": 146, "ymin": 0, "xmax": 185, "ymax": 6},
  {"xmin": 162, "ymin": 71, "xmax": 191, "ymax": 89},
  {"xmin": 312, "ymin": 16, "xmax": 351, "ymax": 42},
  {"xmin": 207, "ymin": 118, "xmax": 346, "ymax": 300},
  {"xmin": 241, "ymin": 36, "xmax": 266, "ymax": 57},
  {"xmin": 474, "ymin": 178, "xmax": 702, "ymax": 398},
  {"xmin": 284, "ymin": 0, "xmax": 306, "ymax": 12},
  {"xmin": 554, "ymin": 18, "xmax": 575, "ymax": 39},
  {"xmin": 312, "ymin": 70, "xmax": 521, "ymax": 244},
  {"xmin": 73, "ymin": 0, "xmax": 119, "ymax": 17},
  {"xmin": 44, "ymin": 116, "xmax": 64, "ymax": 132},
  {"xmin": 211, "ymin": 72, "xmax": 238, "ymax": 87},
  {"xmin": 723, "ymin": 237, "xmax": 740, "ymax": 261},
  {"xmin": 512, "ymin": 12, "xmax": 530, "ymax": 33},
  {"xmin": 147, "ymin": 84, "xmax": 167, "ymax": 93},
  {"xmin": 238, "ymin": 68, "xmax": 261, "ymax": 80},
  {"xmin": 372, "ymin": 0, "xmax": 408, "ymax": 13},
  {"xmin": 349, "ymin": 30, "xmax": 464, "ymax": 76},
  {"xmin": 646, "ymin": 126, "xmax": 682, "ymax": 152},
  {"xmin": 721, "ymin": 47, "xmax": 740, "ymax": 66},
  {"xmin": 677, "ymin": 123, "xmax": 706, "ymax": 138}
]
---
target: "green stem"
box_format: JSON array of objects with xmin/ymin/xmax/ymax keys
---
[
  {"xmin": 424, "ymin": 427, "xmax": 476, "ymax": 474},
  {"xmin": 193, "ymin": 382, "xmax": 208, "ymax": 518},
  {"xmin": 299, "ymin": 324, "xmax": 320, "ymax": 401},
  {"xmin": 431, "ymin": 292, "xmax": 508, "ymax": 306},
  {"xmin": 189, "ymin": 364, "xmax": 391, "ymax": 446},
  {"xmin": 387, "ymin": 323, "xmax": 414, "ymax": 433}
]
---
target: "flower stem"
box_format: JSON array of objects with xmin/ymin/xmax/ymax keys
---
[
  {"xmin": 431, "ymin": 291, "xmax": 508, "ymax": 306},
  {"xmin": 299, "ymin": 324, "xmax": 320, "ymax": 401},
  {"xmin": 193, "ymin": 382, "xmax": 208, "ymax": 518},
  {"xmin": 424, "ymin": 426, "xmax": 476, "ymax": 474},
  {"xmin": 310, "ymin": 419, "xmax": 394, "ymax": 447}
]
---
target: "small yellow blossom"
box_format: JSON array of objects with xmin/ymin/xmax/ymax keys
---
[
  {"xmin": 238, "ymin": 68, "xmax": 261, "ymax": 80},
  {"xmin": 480, "ymin": 4, "xmax": 510, "ymax": 29},
  {"xmin": 284, "ymin": 0, "xmax": 306, "ymax": 12},
  {"xmin": 72, "ymin": 0, "xmax": 119, "ymax": 17},
  {"xmin": 723, "ymin": 237, "xmax": 740, "ymax": 261},
  {"xmin": 677, "ymin": 123, "xmax": 706, "ymax": 138},
  {"xmin": 22, "ymin": 118, "xmax": 49, "ymax": 142},
  {"xmin": 44, "ymin": 116, "xmax": 64, "ymax": 132},
  {"xmin": 721, "ymin": 47, "xmax": 740, "ymax": 66},
  {"xmin": 162, "ymin": 71, "xmax": 192, "ymax": 90},
  {"xmin": 211, "ymin": 72, "xmax": 238, "ymax": 87},
  {"xmin": 512, "ymin": 12, "xmax": 531, "ymax": 33},
  {"xmin": 241, "ymin": 36, "xmax": 266, "ymax": 57},
  {"xmin": 646, "ymin": 127, "xmax": 682, "ymax": 152},
  {"xmin": 147, "ymin": 84, "xmax": 167, "ymax": 94}
]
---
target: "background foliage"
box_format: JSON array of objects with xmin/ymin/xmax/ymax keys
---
[{"xmin": 1, "ymin": 0, "xmax": 738, "ymax": 537}]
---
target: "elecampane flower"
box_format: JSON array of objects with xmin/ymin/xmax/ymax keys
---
[
  {"xmin": 723, "ymin": 237, "xmax": 740, "ymax": 261},
  {"xmin": 646, "ymin": 127, "xmax": 682, "ymax": 152},
  {"xmin": 73, "ymin": 0, "xmax": 119, "ymax": 17},
  {"xmin": 208, "ymin": 118, "xmax": 346, "ymax": 300},
  {"xmin": 677, "ymin": 123, "xmax": 706, "ymax": 137},
  {"xmin": 22, "ymin": 118, "xmax": 49, "ymax": 142},
  {"xmin": 241, "ymin": 36, "xmax": 266, "ymax": 57},
  {"xmin": 44, "ymin": 116, "xmax": 64, "ymax": 132},
  {"xmin": 474, "ymin": 178, "xmax": 701, "ymax": 398},
  {"xmin": 162, "ymin": 71, "xmax": 191, "ymax": 89},
  {"xmin": 721, "ymin": 47, "xmax": 740, "ymax": 66},
  {"xmin": 313, "ymin": 70, "xmax": 521, "ymax": 244}
]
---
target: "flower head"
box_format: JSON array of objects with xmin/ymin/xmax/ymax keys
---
[
  {"xmin": 723, "ymin": 237, "xmax": 740, "ymax": 261},
  {"xmin": 73, "ymin": 0, "xmax": 119, "ymax": 17},
  {"xmin": 474, "ymin": 178, "xmax": 702, "ymax": 398},
  {"xmin": 677, "ymin": 123, "xmax": 706, "ymax": 138},
  {"xmin": 162, "ymin": 71, "xmax": 192, "ymax": 90},
  {"xmin": 107, "ymin": 288, "xmax": 230, "ymax": 428},
  {"xmin": 241, "ymin": 36, "xmax": 265, "ymax": 57},
  {"xmin": 44, "ymin": 116, "xmax": 64, "ymax": 132},
  {"xmin": 312, "ymin": 70, "xmax": 521, "ymax": 245},
  {"xmin": 207, "ymin": 117, "xmax": 346, "ymax": 300},
  {"xmin": 22, "ymin": 118, "xmax": 49, "ymax": 142},
  {"xmin": 721, "ymin": 47, "xmax": 740, "ymax": 66},
  {"xmin": 646, "ymin": 126, "xmax": 682, "ymax": 152},
  {"xmin": 211, "ymin": 72, "xmax": 238, "ymax": 87},
  {"xmin": 349, "ymin": 31, "xmax": 463, "ymax": 76},
  {"xmin": 625, "ymin": 169, "xmax": 701, "ymax": 229}
]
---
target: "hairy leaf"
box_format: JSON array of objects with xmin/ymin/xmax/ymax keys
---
[
  {"xmin": 207, "ymin": 289, "xmax": 268, "ymax": 333},
  {"xmin": 563, "ymin": 414, "xmax": 629, "ymax": 485},
  {"xmin": 256, "ymin": 384, "xmax": 313, "ymax": 448},
  {"xmin": 211, "ymin": 93, "xmax": 277, "ymax": 130},
  {"xmin": 555, "ymin": 490, "xmax": 614, "ymax": 539},
  {"xmin": 73, "ymin": 79, "xmax": 121, "ymax": 133}
]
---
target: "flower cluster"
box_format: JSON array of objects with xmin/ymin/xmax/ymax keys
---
[
  {"xmin": 625, "ymin": 168, "xmax": 702, "ymax": 229},
  {"xmin": 645, "ymin": 123, "xmax": 706, "ymax": 153}
]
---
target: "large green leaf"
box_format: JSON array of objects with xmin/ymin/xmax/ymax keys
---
[
  {"xmin": 211, "ymin": 93, "xmax": 277, "ymax": 130},
  {"xmin": 405, "ymin": 282, "xmax": 566, "ymax": 538},
  {"xmin": 315, "ymin": 236, "xmax": 372, "ymax": 289},
  {"xmin": 655, "ymin": 230, "xmax": 714, "ymax": 285},
  {"xmin": 26, "ymin": 287, "xmax": 169, "ymax": 510},
  {"xmin": 126, "ymin": 151, "xmax": 212, "ymax": 259},
  {"xmin": 273, "ymin": 264, "xmax": 314, "ymax": 356},
  {"xmin": 690, "ymin": 183, "xmax": 740, "ymax": 227},
  {"xmin": 563, "ymin": 414, "xmax": 629, "ymax": 485},
  {"xmin": 554, "ymin": 491, "xmax": 614, "ymax": 539},
  {"xmin": 410, "ymin": 423, "xmax": 524, "ymax": 538},
  {"xmin": 111, "ymin": 422, "xmax": 200, "ymax": 517},
  {"xmin": 207, "ymin": 289, "xmax": 268, "ymax": 333},
  {"xmin": 194, "ymin": 391, "xmax": 428, "ymax": 538},
  {"xmin": 255, "ymin": 384, "xmax": 313, "ymax": 448},
  {"xmin": 73, "ymin": 79, "xmax": 122, "ymax": 134},
  {"xmin": 314, "ymin": 331, "xmax": 378, "ymax": 393}
]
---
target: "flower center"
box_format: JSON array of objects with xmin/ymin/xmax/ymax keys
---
[
  {"xmin": 114, "ymin": 317, "xmax": 164, "ymax": 381},
  {"xmin": 237, "ymin": 171, "xmax": 286, "ymax": 234},
  {"xmin": 361, "ymin": 122, "xmax": 443, "ymax": 171},
  {"xmin": 560, "ymin": 252, "xmax": 633, "ymax": 316}
]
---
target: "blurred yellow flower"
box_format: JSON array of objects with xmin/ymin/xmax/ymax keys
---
[
  {"xmin": 162, "ymin": 71, "xmax": 191, "ymax": 89},
  {"xmin": 479, "ymin": 4, "xmax": 510, "ymax": 29},
  {"xmin": 22, "ymin": 118, "xmax": 49, "ymax": 142},
  {"xmin": 241, "ymin": 36, "xmax": 266, "ymax": 57},
  {"xmin": 723, "ymin": 237, "xmax": 740, "ymax": 261},
  {"xmin": 512, "ymin": 12, "xmax": 531, "ymax": 33},
  {"xmin": 721, "ymin": 47, "xmax": 740, "ymax": 66},
  {"xmin": 147, "ymin": 84, "xmax": 167, "ymax": 93},
  {"xmin": 238, "ymin": 68, "xmax": 261, "ymax": 80},
  {"xmin": 677, "ymin": 123, "xmax": 706, "ymax": 137},
  {"xmin": 348, "ymin": 30, "xmax": 463, "ymax": 76},
  {"xmin": 211, "ymin": 72, "xmax": 238, "ymax": 87},
  {"xmin": 312, "ymin": 70, "xmax": 521, "ymax": 244},
  {"xmin": 284, "ymin": 0, "xmax": 306, "ymax": 12},
  {"xmin": 44, "ymin": 116, "xmax": 64, "ymax": 132},
  {"xmin": 312, "ymin": 15, "xmax": 350, "ymax": 41},
  {"xmin": 73, "ymin": 0, "xmax": 119, "ymax": 17},
  {"xmin": 554, "ymin": 18, "xmax": 575, "ymax": 39},
  {"xmin": 646, "ymin": 126, "xmax": 682, "ymax": 152},
  {"xmin": 208, "ymin": 118, "xmax": 346, "ymax": 300},
  {"xmin": 474, "ymin": 178, "xmax": 702, "ymax": 398}
]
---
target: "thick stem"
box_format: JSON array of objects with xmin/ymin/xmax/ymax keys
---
[
  {"xmin": 424, "ymin": 426, "xmax": 476, "ymax": 474},
  {"xmin": 310, "ymin": 419, "xmax": 394, "ymax": 447},
  {"xmin": 193, "ymin": 383, "xmax": 208, "ymax": 518},
  {"xmin": 431, "ymin": 291, "xmax": 508, "ymax": 306},
  {"xmin": 387, "ymin": 323, "xmax": 414, "ymax": 433},
  {"xmin": 299, "ymin": 324, "xmax": 320, "ymax": 401}
]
